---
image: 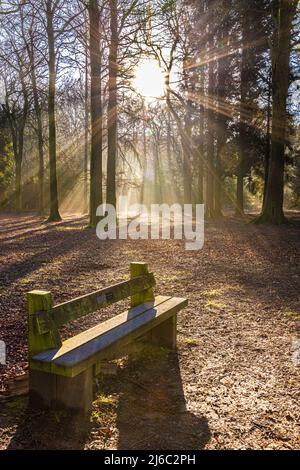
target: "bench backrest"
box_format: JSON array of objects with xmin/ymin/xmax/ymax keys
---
[{"xmin": 27, "ymin": 262, "xmax": 155, "ymax": 358}]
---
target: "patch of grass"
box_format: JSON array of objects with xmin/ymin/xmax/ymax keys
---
[
  {"xmin": 204, "ymin": 288, "xmax": 223, "ymax": 297},
  {"xmin": 161, "ymin": 271, "xmax": 192, "ymax": 282},
  {"xmin": 286, "ymin": 311, "xmax": 300, "ymax": 321},
  {"xmin": 184, "ymin": 337, "xmax": 198, "ymax": 347},
  {"xmin": 205, "ymin": 300, "xmax": 225, "ymax": 310},
  {"xmin": 94, "ymin": 394, "xmax": 116, "ymax": 405},
  {"xmin": 90, "ymin": 410, "xmax": 103, "ymax": 423},
  {"xmin": 18, "ymin": 278, "xmax": 32, "ymax": 285},
  {"xmin": 203, "ymin": 285, "xmax": 241, "ymax": 298}
]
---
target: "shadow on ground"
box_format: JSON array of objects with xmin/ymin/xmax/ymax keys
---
[
  {"xmin": 5, "ymin": 399, "xmax": 88, "ymax": 450},
  {"xmin": 98, "ymin": 346, "xmax": 211, "ymax": 450}
]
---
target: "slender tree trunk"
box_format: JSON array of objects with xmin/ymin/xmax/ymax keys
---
[
  {"xmin": 89, "ymin": 0, "xmax": 103, "ymax": 227},
  {"xmin": 17, "ymin": 118, "xmax": 25, "ymax": 211},
  {"xmin": 263, "ymin": 73, "xmax": 272, "ymax": 207},
  {"xmin": 214, "ymin": 47, "xmax": 224, "ymax": 218},
  {"xmin": 154, "ymin": 139, "xmax": 162, "ymax": 204},
  {"xmin": 258, "ymin": 0, "xmax": 296, "ymax": 224},
  {"xmin": 7, "ymin": 88, "xmax": 27, "ymax": 213},
  {"xmin": 197, "ymin": 1, "xmax": 205, "ymax": 205},
  {"xmin": 236, "ymin": 11, "xmax": 249, "ymax": 216},
  {"xmin": 166, "ymin": 108, "xmax": 179, "ymax": 202},
  {"xmin": 8, "ymin": 120, "xmax": 21, "ymax": 212},
  {"xmin": 84, "ymin": 37, "xmax": 89, "ymax": 214},
  {"xmin": 236, "ymin": 168, "xmax": 244, "ymax": 214},
  {"xmin": 7, "ymin": 118, "xmax": 21, "ymax": 212},
  {"xmin": 36, "ymin": 109, "xmax": 45, "ymax": 216},
  {"xmin": 197, "ymin": 82, "xmax": 204, "ymax": 205},
  {"xmin": 140, "ymin": 99, "xmax": 147, "ymax": 205},
  {"xmin": 46, "ymin": 2, "xmax": 61, "ymax": 221},
  {"xmin": 214, "ymin": 158, "xmax": 222, "ymax": 215},
  {"xmin": 15, "ymin": 159, "xmax": 22, "ymax": 212},
  {"xmin": 31, "ymin": 71, "xmax": 45, "ymax": 216},
  {"xmin": 23, "ymin": 20, "xmax": 45, "ymax": 215},
  {"xmin": 183, "ymin": 65, "xmax": 193, "ymax": 205},
  {"xmin": 206, "ymin": 39, "xmax": 215, "ymax": 218},
  {"xmin": 183, "ymin": 113, "xmax": 193, "ymax": 204},
  {"xmin": 106, "ymin": 0, "xmax": 118, "ymax": 208},
  {"xmin": 29, "ymin": 40, "xmax": 44, "ymax": 215},
  {"xmin": 214, "ymin": 132, "xmax": 223, "ymax": 217}
]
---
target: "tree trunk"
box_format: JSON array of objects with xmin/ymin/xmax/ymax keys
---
[
  {"xmin": 8, "ymin": 120, "xmax": 21, "ymax": 212},
  {"xmin": 166, "ymin": 108, "xmax": 180, "ymax": 203},
  {"xmin": 140, "ymin": 99, "xmax": 147, "ymax": 205},
  {"xmin": 84, "ymin": 34, "xmax": 89, "ymax": 214},
  {"xmin": 36, "ymin": 109, "xmax": 45, "ymax": 216},
  {"xmin": 197, "ymin": 83, "xmax": 204, "ymax": 205},
  {"xmin": 183, "ymin": 65, "xmax": 193, "ymax": 205},
  {"xmin": 214, "ymin": 43, "xmax": 225, "ymax": 218},
  {"xmin": 236, "ymin": 10, "xmax": 248, "ymax": 217},
  {"xmin": 263, "ymin": 73, "xmax": 272, "ymax": 207},
  {"xmin": 154, "ymin": 139, "xmax": 162, "ymax": 204},
  {"xmin": 29, "ymin": 37, "xmax": 44, "ymax": 215},
  {"xmin": 15, "ymin": 159, "xmax": 22, "ymax": 212},
  {"xmin": 214, "ymin": 148, "xmax": 222, "ymax": 216},
  {"xmin": 106, "ymin": 0, "xmax": 118, "ymax": 208},
  {"xmin": 32, "ymin": 71, "xmax": 45, "ymax": 216},
  {"xmin": 89, "ymin": 0, "xmax": 103, "ymax": 227},
  {"xmin": 8, "ymin": 97, "xmax": 27, "ymax": 213},
  {"xmin": 258, "ymin": 0, "xmax": 295, "ymax": 224},
  {"xmin": 236, "ymin": 167, "xmax": 244, "ymax": 215},
  {"xmin": 23, "ymin": 17, "xmax": 45, "ymax": 215},
  {"xmin": 197, "ymin": 1, "xmax": 205, "ymax": 206},
  {"xmin": 205, "ymin": 39, "xmax": 215, "ymax": 218},
  {"xmin": 183, "ymin": 112, "xmax": 193, "ymax": 204},
  {"xmin": 46, "ymin": 2, "xmax": 61, "ymax": 221}
]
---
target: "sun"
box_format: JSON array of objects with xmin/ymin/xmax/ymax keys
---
[{"xmin": 133, "ymin": 59, "xmax": 165, "ymax": 100}]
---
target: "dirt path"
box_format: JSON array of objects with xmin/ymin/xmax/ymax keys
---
[{"xmin": 0, "ymin": 213, "xmax": 299, "ymax": 449}]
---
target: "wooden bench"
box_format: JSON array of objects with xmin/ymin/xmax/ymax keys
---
[{"xmin": 28, "ymin": 262, "xmax": 187, "ymax": 414}]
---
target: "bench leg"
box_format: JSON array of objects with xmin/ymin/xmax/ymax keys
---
[
  {"xmin": 56, "ymin": 367, "xmax": 94, "ymax": 414},
  {"xmin": 151, "ymin": 314, "xmax": 177, "ymax": 350},
  {"xmin": 29, "ymin": 369, "xmax": 57, "ymax": 409},
  {"xmin": 29, "ymin": 367, "xmax": 94, "ymax": 414}
]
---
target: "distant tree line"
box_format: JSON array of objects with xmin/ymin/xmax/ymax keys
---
[{"xmin": 0, "ymin": 0, "xmax": 299, "ymax": 225}]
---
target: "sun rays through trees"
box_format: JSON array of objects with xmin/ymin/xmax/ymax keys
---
[{"xmin": 0, "ymin": 0, "xmax": 299, "ymax": 221}]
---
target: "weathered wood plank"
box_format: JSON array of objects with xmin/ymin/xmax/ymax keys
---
[
  {"xmin": 130, "ymin": 263, "xmax": 154, "ymax": 307},
  {"xmin": 31, "ymin": 296, "xmax": 187, "ymax": 377},
  {"xmin": 29, "ymin": 369, "xmax": 57, "ymax": 409},
  {"xmin": 56, "ymin": 367, "xmax": 93, "ymax": 414},
  {"xmin": 35, "ymin": 273, "xmax": 156, "ymax": 334},
  {"xmin": 151, "ymin": 314, "xmax": 177, "ymax": 350},
  {"xmin": 28, "ymin": 290, "xmax": 62, "ymax": 357}
]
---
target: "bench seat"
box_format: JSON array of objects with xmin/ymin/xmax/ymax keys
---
[{"xmin": 30, "ymin": 295, "xmax": 187, "ymax": 378}]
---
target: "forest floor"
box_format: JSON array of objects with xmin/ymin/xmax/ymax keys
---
[{"xmin": 0, "ymin": 212, "xmax": 299, "ymax": 450}]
